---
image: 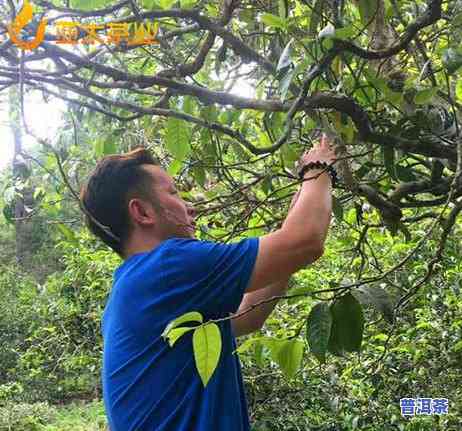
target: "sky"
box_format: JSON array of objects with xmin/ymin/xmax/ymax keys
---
[
  {"xmin": 0, "ymin": 1, "xmax": 258, "ymax": 172},
  {"xmin": 0, "ymin": 91, "xmax": 65, "ymax": 170},
  {"xmin": 0, "ymin": 81, "xmax": 255, "ymax": 173},
  {"xmin": 0, "ymin": 63, "xmax": 256, "ymax": 172}
]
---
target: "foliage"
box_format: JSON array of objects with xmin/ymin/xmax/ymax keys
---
[
  {"xmin": 162, "ymin": 312, "xmax": 223, "ymax": 387},
  {"xmin": 0, "ymin": 230, "xmax": 119, "ymax": 403},
  {"xmin": 1, "ymin": 0, "xmax": 461, "ymax": 246},
  {"xmin": 0, "ymin": 402, "xmax": 57, "ymax": 431},
  {"xmin": 238, "ymin": 225, "xmax": 462, "ymax": 430},
  {"xmin": 0, "ymin": 168, "xmax": 65, "ymax": 281},
  {"xmin": 0, "ymin": 267, "xmax": 40, "ymax": 388},
  {"xmin": 242, "ymin": 285, "xmax": 462, "ymax": 430},
  {"xmin": 0, "ymin": 0, "xmax": 462, "ymax": 429},
  {"xmin": 39, "ymin": 400, "xmax": 107, "ymax": 431},
  {"xmin": 0, "ymin": 400, "xmax": 108, "ymax": 431}
]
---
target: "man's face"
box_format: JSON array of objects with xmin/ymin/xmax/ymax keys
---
[{"xmin": 143, "ymin": 165, "xmax": 196, "ymax": 239}]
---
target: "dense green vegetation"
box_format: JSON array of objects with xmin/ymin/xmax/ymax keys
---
[
  {"xmin": 1, "ymin": 178, "xmax": 461, "ymax": 429},
  {"xmin": 1, "ymin": 0, "xmax": 462, "ymax": 429}
]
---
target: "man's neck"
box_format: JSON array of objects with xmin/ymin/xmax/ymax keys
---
[{"xmin": 123, "ymin": 234, "xmax": 163, "ymax": 261}]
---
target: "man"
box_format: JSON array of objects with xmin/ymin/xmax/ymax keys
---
[{"xmin": 79, "ymin": 135, "xmax": 336, "ymax": 431}]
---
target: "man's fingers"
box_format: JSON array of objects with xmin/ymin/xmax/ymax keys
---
[
  {"xmin": 296, "ymin": 132, "xmax": 337, "ymax": 168},
  {"xmin": 323, "ymin": 133, "xmax": 334, "ymax": 149}
]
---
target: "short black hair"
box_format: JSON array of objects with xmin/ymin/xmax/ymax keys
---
[{"xmin": 79, "ymin": 147, "xmax": 160, "ymax": 257}]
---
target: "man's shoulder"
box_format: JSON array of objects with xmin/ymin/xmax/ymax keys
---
[
  {"xmin": 161, "ymin": 237, "xmax": 258, "ymax": 267},
  {"xmin": 164, "ymin": 237, "xmax": 258, "ymax": 255}
]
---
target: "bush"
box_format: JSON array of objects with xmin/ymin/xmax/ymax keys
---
[
  {"xmin": 0, "ymin": 402, "xmax": 57, "ymax": 431},
  {"xmin": 0, "ymin": 266, "xmax": 39, "ymax": 386},
  {"xmin": 39, "ymin": 399, "xmax": 108, "ymax": 431},
  {"xmin": 13, "ymin": 231, "xmax": 119, "ymax": 402}
]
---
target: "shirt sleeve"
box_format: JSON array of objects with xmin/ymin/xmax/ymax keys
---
[{"xmin": 161, "ymin": 237, "xmax": 259, "ymax": 317}]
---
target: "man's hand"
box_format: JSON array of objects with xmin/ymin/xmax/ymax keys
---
[
  {"xmin": 289, "ymin": 133, "xmax": 335, "ymax": 216},
  {"xmin": 295, "ymin": 134, "xmax": 337, "ymax": 175}
]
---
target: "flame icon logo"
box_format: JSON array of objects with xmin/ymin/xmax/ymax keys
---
[{"xmin": 7, "ymin": 1, "xmax": 47, "ymax": 50}]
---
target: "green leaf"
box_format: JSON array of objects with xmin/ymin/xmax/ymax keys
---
[
  {"xmin": 357, "ymin": 0, "xmax": 379, "ymax": 27},
  {"xmin": 143, "ymin": 0, "xmax": 159, "ymax": 9},
  {"xmin": 70, "ymin": 0, "xmax": 111, "ymax": 10},
  {"xmin": 398, "ymin": 221, "xmax": 412, "ymax": 243},
  {"xmin": 94, "ymin": 139, "xmax": 104, "ymax": 157},
  {"xmin": 56, "ymin": 223, "xmax": 76, "ymax": 242},
  {"xmin": 278, "ymin": 0, "xmax": 287, "ymax": 19},
  {"xmin": 167, "ymin": 159, "xmax": 182, "ymax": 176},
  {"xmin": 159, "ymin": 0, "xmax": 176, "ymax": 9},
  {"xmin": 328, "ymin": 293, "xmax": 364, "ymax": 355},
  {"xmin": 456, "ymin": 80, "xmax": 462, "ymax": 102},
  {"xmin": 340, "ymin": 118, "xmax": 355, "ymax": 143},
  {"xmin": 165, "ymin": 326, "xmax": 195, "ymax": 347},
  {"xmin": 33, "ymin": 187, "xmax": 45, "ymax": 200},
  {"xmin": 318, "ymin": 23, "xmax": 335, "ymax": 39},
  {"xmin": 182, "ymin": 96, "xmax": 195, "ymax": 115},
  {"xmin": 322, "ymin": 37, "xmax": 334, "ymax": 50},
  {"xmin": 277, "ymin": 39, "xmax": 294, "ymax": 72},
  {"xmin": 442, "ymin": 48, "xmax": 462, "ymax": 75},
  {"xmin": 279, "ymin": 68, "xmax": 295, "ymax": 102},
  {"xmin": 233, "ymin": 336, "xmax": 264, "ymax": 354},
  {"xmin": 382, "ymin": 145, "xmax": 397, "ymax": 180},
  {"xmin": 225, "ymin": 110, "xmax": 240, "ymax": 125},
  {"xmin": 239, "ymin": 9, "xmax": 254, "ymax": 24},
  {"xmin": 395, "ymin": 165, "xmax": 416, "ymax": 182},
  {"xmin": 384, "ymin": 88, "xmax": 404, "ymax": 106},
  {"xmin": 3, "ymin": 203, "xmax": 15, "ymax": 224},
  {"xmin": 265, "ymin": 338, "xmax": 304, "ymax": 379},
  {"xmin": 261, "ymin": 175, "xmax": 273, "ymax": 196},
  {"xmin": 103, "ymin": 139, "xmax": 117, "ymax": 155},
  {"xmin": 333, "ymin": 25, "xmax": 355, "ymax": 40},
  {"xmin": 261, "ymin": 13, "xmax": 287, "ymax": 29},
  {"xmin": 306, "ymin": 303, "xmax": 333, "ymax": 364},
  {"xmin": 165, "ymin": 117, "xmax": 192, "ymax": 162},
  {"xmin": 162, "ymin": 311, "xmax": 203, "ymax": 339},
  {"xmin": 95, "ymin": 136, "xmax": 117, "ymax": 157},
  {"xmin": 192, "ymin": 165, "xmax": 206, "ymax": 187},
  {"xmin": 200, "ymin": 106, "xmax": 218, "ymax": 123},
  {"xmin": 309, "ymin": 0, "xmax": 324, "ymax": 36},
  {"xmin": 180, "ymin": 0, "xmax": 196, "ymax": 8},
  {"xmin": 280, "ymin": 142, "xmax": 299, "ymax": 165},
  {"xmin": 364, "ymin": 69, "xmax": 388, "ymax": 92},
  {"xmin": 352, "ymin": 286, "xmax": 395, "ymax": 324},
  {"xmin": 248, "ymin": 214, "xmax": 265, "ymax": 237},
  {"xmin": 453, "ymin": 340, "xmax": 462, "ymax": 353},
  {"xmin": 254, "ymin": 342, "xmax": 264, "ymax": 367},
  {"xmin": 193, "ymin": 323, "xmax": 222, "ymax": 387},
  {"xmin": 413, "ymin": 88, "xmax": 437, "ymax": 105},
  {"xmin": 332, "ymin": 195, "xmax": 343, "ymax": 222},
  {"xmin": 279, "ymin": 339, "xmax": 304, "ymax": 379},
  {"xmin": 3, "ymin": 186, "xmax": 17, "ymax": 204}
]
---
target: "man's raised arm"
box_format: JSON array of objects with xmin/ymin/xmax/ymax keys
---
[{"xmin": 244, "ymin": 134, "xmax": 336, "ymax": 294}]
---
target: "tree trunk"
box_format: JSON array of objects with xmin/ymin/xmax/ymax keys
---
[{"xmin": 9, "ymin": 86, "xmax": 34, "ymax": 268}]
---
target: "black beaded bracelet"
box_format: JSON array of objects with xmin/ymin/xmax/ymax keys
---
[{"xmin": 297, "ymin": 161, "xmax": 339, "ymax": 188}]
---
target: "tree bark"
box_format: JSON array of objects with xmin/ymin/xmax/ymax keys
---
[{"xmin": 9, "ymin": 86, "xmax": 34, "ymax": 268}]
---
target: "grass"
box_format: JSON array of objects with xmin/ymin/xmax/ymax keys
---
[{"xmin": 39, "ymin": 399, "xmax": 108, "ymax": 431}]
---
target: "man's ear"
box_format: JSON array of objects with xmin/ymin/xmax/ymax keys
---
[{"xmin": 127, "ymin": 198, "xmax": 157, "ymax": 227}]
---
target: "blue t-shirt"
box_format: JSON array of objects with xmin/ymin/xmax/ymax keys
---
[{"xmin": 101, "ymin": 236, "xmax": 259, "ymax": 431}]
